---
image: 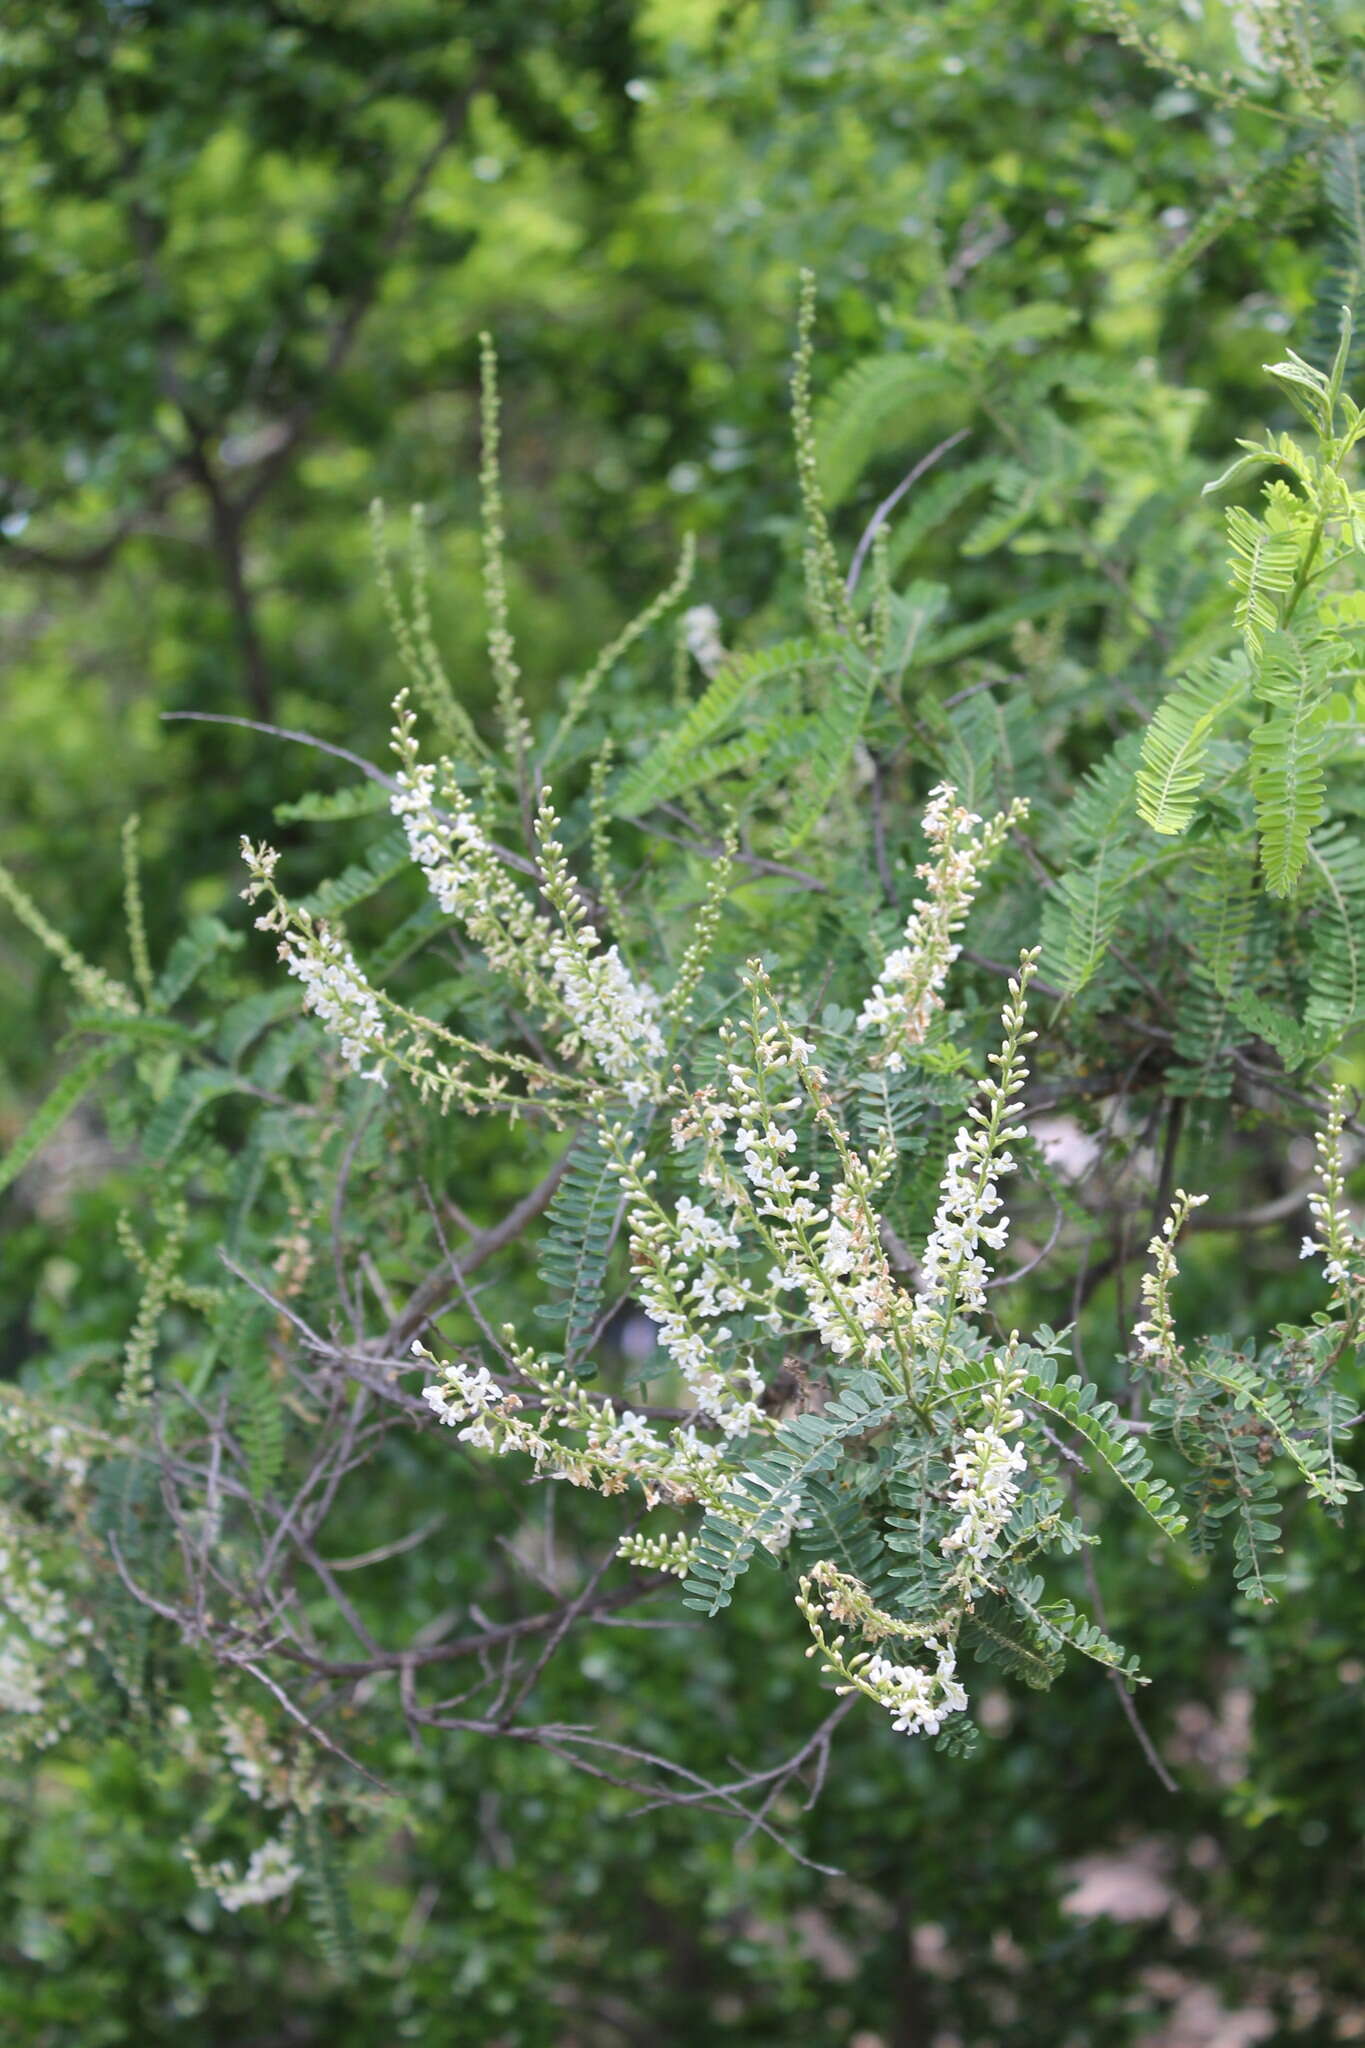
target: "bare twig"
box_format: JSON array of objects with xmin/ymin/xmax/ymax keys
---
[{"xmin": 845, "ymin": 430, "xmax": 969, "ymax": 597}]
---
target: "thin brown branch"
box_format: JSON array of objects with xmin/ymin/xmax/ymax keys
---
[
  {"xmin": 845, "ymin": 430, "xmax": 969, "ymax": 597},
  {"xmin": 383, "ymin": 1145, "xmax": 578, "ymax": 1353}
]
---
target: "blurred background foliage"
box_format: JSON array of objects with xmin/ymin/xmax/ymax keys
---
[
  {"xmin": 5, "ymin": 1, "xmax": 1365, "ymax": 2042},
  {"xmin": 1, "ymin": 0, "xmax": 1339, "ymax": 1088}
]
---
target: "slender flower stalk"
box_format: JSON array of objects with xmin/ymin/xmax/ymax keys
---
[
  {"xmin": 797, "ymin": 1575, "xmax": 967, "ymax": 1739},
  {"xmin": 389, "ymin": 697, "xmax": 666, "ymax": 1104},
  {"xmin": 478, "ymin": 332, "xmax": 532, "ymax": 789},
  {"xmin": 940, "ymin": 1345, "xmax": 1028, "ymax": 1586},
  {"xmin": 369, "ymin": 498, "xmax": 482, "ymax": 756},
  {"xmin": 121, "ymin": 813, "xmax": 155, "ymax": 1008},
  {"xmin": 1134, "ymin": 1189, "xmax": 1209, "ymax": 1375},
  {"xmin": 911, "ymin": 950, "xmax": 1040, "ymax": 1356},
  {"xmin": 587, "ymin": 744, "xmax": 631, "ymax": 952},
  {"xmin": 857, "ymin": 786, "xmax": 1028, "ymax": 1071},
  {"xmin": 0, "ymin": 1507, "xmax": 91, "ymax": 1756},
  {"xmin": 663, "ymin": 825, "xmax": 737, "ymax": 1031},
  {"xmin": 0, "ymin": 859, "xmax": 139, "ymax": 1018},
  {"xmin": 805, "ymin": 1561, "xmax": 933, "ymax": 1644},
  {"xmin": 546, "ymin": 536, "xmax": 696, "ymax": 767},
  {"xmin": 415, "ymin": 1338, "xmax": 730, "ymax": 1507},
  {"xmin": 1301, "ymin": 1084, "xmax": 1361, "ymax": 1308},
  {"xmin": 790, "ymin": 270, "xmax": 861, "ymax": 640}
]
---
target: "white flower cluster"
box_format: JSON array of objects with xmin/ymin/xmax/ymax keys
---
[
  {"xmin": 216, "ymin": 1702, "xmax": 315, "ymax": 1809},
  {"xmin": 417, "ymin": 1341, "xmax": 727, "ymax": 1506},
  {"xmin": 389, "ymin": 727, "xmax": 537, "ymax": 983},
  {"xmin": 534, "ymin": 795, "xmax": 666, "ymax": 1101},
  {"xmin": 0, "ymin": 1632, "xmax": 49, "ymax": 1721},
  {"xmin": 797, "ymin": 1575, "xmax": 969, "ymax": 1741},
  {"xmin": 1300, "ymin": 1086, "xmax": 1361, "ymax": 1302},
  {"xmin": 390, "ymin": 700, "xmax": 665, "ymax": 1104},
  {"xmin": 368, "ymin": 750, "xmax": 1061, "ymax": 1754},
  {"xmin": 241, "ymin": 839, "xmax": 390, "ymax": 1084},
  {"xmin": 912, "ymin": 1124, "xmax": 1014, "ymax": 1342},
  {"xmin": 179, "ymin": 1699, "xmax": 323, "ymax": 1916},
  {"xmin": 619, "ymin": 1181, "xmax": 768, "ymax": 1435},
  {"xmin": 663, "ymin": 999, "xmax": 901, "ymax": 1376},
  {"xmin": 195, "ymin": 1834, "xmax": 302, "ymax": 1914},
  {"xmin": 862, "ymin": 1641, "xmax": 968, "ymax": 1738},
  {"xmin": 391, "ymin": 755, "xmax": 490, "ymax": 916},
  {"xmin": 682, "ymin": 603, "xmax": 727, "ymax": 677},
  {"xmin": 420, "ymin": 1358, "xmax": 510, "ymax": 1451},
  {"xmin": 546, "ymin": 928, "xmax": 665, "ymax": 1106},
  {"xmin": 34, "ymin": 1422, "xmax": 89, "ymax": 1489},
  {"xmin": 0, "ymin": 1391, "xmax": 91, "ymax": 1493},
  {"xmin": 941, "ymin": 1392, "xmax": 1028, "ymax": 1566},
  {"xmin": 856, "ymin": 786, "xmax": 1027, "ymax": 1070},
  {"xmin": 0, "ymin": 1515, "xmax": 91, "ymax": 1754},
  {"xmin": 911, "ymin": 955, "xmax": 1038, "ymax": 1349},
  {"xmin": 804, "ymin": 1161, "xmax": 898, "ymax": 1363},
  {"xmin": 277, "ymin": 924, "xmax": 389, "ymax": 1083},
  {"xmin": 414, "ymin": 931, "xmax": 1052, "ymax": 1760},
  {"xmin": 1134, "ymin": 1189, "xmax": 1208, "ymax": 1372}
]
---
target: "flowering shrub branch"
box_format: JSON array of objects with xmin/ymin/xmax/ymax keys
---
[{"xmin": 5, "ymin": 312, "xmax": 1365, "ymax": 1921}]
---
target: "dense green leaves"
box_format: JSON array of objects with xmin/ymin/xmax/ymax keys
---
[
  {"xmin": 534, "ymin": 1125, "xmax": 625, "ymax": 1368},
  {"xmin": 1019, "ymin": 1362, "xmax": 1189, "ymax": 1542},
  {"xmin": 683, "ymin": 1375, "xmax": 898, "ymax": 1615},
  {"xmin": 0, "ymin": 1045, "xmax": 124, "ymax": 1197},
  {"xmin": 1136, "ymin": 659, "xmax": 1249, "ymax": 836}
]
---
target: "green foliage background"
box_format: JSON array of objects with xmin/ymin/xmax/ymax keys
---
[{"xmin": 4, "ymin": 1, "xmax": 1365, "ymax": 2041}]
